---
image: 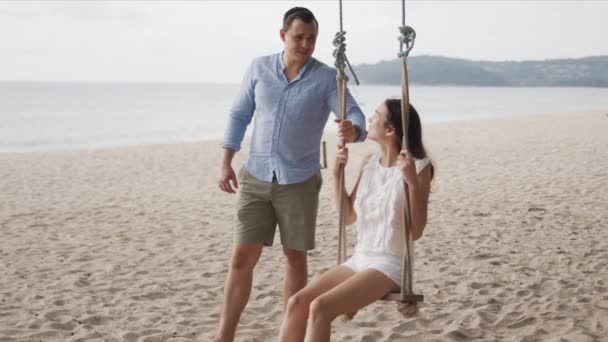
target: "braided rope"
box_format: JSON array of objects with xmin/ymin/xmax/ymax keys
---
[
  {"xmin": 397, "ymin": 0, "xmax": 419, "ymax": 317},
  {"xmin": 398, "ymin": 25, "xmax": 417, "ymax": 59},
  {"xmin": 333, "ymin": 31, "xmax": 360, "ymax": 85},
  {"xmin": 334, "ymin": 0, "xmax": 349, "ymax": 265}
]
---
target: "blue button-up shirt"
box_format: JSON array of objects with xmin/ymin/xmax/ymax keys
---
[{"xmin": 222, "ymin": 52, "xmax": 367, "ymax": 185}]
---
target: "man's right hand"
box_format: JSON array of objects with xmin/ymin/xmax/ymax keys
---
[{"xmin": 219, "ymin": 164, "xmax": 238, "ymax": 194}]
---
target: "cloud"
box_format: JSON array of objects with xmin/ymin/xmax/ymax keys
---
[
  {"xmin": 1, "ymin": 1, "xmax": 607, "ymax": 83},
  {"xmin": 0, "ymin": 1, "xmax": 146, "ymax": 22}
]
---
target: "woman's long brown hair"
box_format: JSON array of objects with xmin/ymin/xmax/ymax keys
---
[{"xmin": 385, "ymin": 99, "xmax": 434, "ymax": 179}]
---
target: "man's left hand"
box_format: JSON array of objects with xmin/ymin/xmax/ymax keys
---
[{"xmin": 335, "ymin": 119, "xmax": 360, "ymax": 144}]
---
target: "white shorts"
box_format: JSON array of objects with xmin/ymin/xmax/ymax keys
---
[{"xmin": 342, "ymin": 251, "xmax": 402, "ymax": 286}]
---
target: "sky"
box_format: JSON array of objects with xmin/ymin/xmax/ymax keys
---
[{"xmin": 1, "ymin": 0, "xmax": 607, "ymax": 83}]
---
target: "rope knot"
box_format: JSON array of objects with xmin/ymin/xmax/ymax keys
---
[
  {"xmin": 398, "ymin": 25, "xmax": 416, "ymax": 58},
  {"xmin": 333, "ymin": 30, "xmax": 359, "ymax": 85}
]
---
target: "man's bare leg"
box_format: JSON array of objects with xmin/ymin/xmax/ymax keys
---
[
  {"xmin": 282, "ymin": 247, "xmax": 308, "ymax": 307},
  {"xmin": 213, "ymin": 243, "xmax": 263, "ymax": 342}
]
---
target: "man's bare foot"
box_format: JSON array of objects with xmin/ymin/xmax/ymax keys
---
[{"xmin": 212, "ymin": 332, "xmax": 236, "ymax": 342}]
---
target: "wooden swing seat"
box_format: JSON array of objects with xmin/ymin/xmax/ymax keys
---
[{"xmin": 382, "ymin": 292, "xmax": 423, "ymax": 303}]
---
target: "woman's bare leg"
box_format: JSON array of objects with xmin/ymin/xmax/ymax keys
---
[
  {"xmin": 278, "ymin": 265, "xmax": 355, "ymax": 342},
  {"xmin": 304, "ymin": 269, "xmax": 398, "ymax": 342}
]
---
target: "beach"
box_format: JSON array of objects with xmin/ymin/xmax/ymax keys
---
[{"xmin": 1, "ymin": 111, "xmax": 607, "ymax": 342}]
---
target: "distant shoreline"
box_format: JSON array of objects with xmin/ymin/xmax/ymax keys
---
[
  {"xmin": 350, "ymin": 55, "xmax": 608, "ymax": 87},
  {"xmin": 1, "ymin": 80, "xmax": 607, "ymax": 89},
  {"xmin": 2, "ymin": 54, "xmax": 607, "ymax": 87},
  {"xmin": 2, "ymin": 110, "xmax": 605, "ymax": 155}
]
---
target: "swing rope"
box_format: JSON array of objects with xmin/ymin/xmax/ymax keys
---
[
  {"xmin": 333, "ymin": 0, "xmax": 422, "ymax": 318},
  {"xmin": 397, "ymin": 0, "xmax": 420, "ymax": 316},
  {"xmin": 334, "ymin": 0, "xmax": 359, "ymax": 266}
]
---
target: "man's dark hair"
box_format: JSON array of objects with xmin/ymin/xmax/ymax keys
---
[{"xmin": 283, "ymin": 7, "xmax": 318, "ymax": 31}]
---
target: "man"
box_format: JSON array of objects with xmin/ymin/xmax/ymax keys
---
[{"xmin": 214, "ymin": 7, "xmax": 367, "ymax": 342}]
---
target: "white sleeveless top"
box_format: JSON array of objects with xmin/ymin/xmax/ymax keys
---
[{"xmin": 353, "ymin": 153, "xmax": 431, "ymax": 257}]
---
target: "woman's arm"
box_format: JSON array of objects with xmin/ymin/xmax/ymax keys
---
[
  {"xmin": 407, "ymin": 165, "xmax": 432, "ymax": 240},
  {"xmin": 333, "ymin": 147, "xmax": 372, "ymax": 226},
  {"xmin": 397, "ymin": 150, "xmax": 432, "ymax": 240}
]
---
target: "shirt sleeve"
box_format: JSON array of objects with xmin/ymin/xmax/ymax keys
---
[
  {"xmin": 326, "ymin": 73, "xmax": 368, "ymax": 143},
  {"xmin": 222, "ymin": 61, "xmax": 256, "ymax": 151}
]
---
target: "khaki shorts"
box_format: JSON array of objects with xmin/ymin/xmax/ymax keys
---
[{"xmin": 234, "ymin": 167, "xmax": 322, "ymax": 251}]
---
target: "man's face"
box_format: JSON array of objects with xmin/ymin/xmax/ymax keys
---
[{"xmin": 280, "ymin": 19, "xmax": 318, "ymax": 63}]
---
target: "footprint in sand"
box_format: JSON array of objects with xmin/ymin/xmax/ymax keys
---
[
  {"xmin": 47, "ymin": 320, "xmax": 77, "ymax": 331},
  {"xmin": 359, "ymin": 331, "xmax": 382, "ymax": 342},
  {"xmin": 445, "ymin": 328, "xmax": 474, "ymax": 341},
  {"xmin": 81, "ymin": 314, "xmax": 111, "ymax": 326},
  {"xmin": 122, "ymin": 330, "xmax": 163, "ymax": 342},
  {"xmin": 472, "ymin": 253, "xmax": 500, "ymax": 260},
  {"xmin": 507, "ymin": 316, "xmax": 536, "ymax": 329},
  {"xmin": 391, "ymin": 319, "xmax": 416, "ymax": 332},
  {"xmin": 477, "ymin": 310, "xmax": 498, "ymax": 324},
  {"xmin": 52, "ymin": 299, "xmax": 66, "ymax": 306},
  {"xmin": 577, "ymin": 296, "xmax": 590, "ymax": 303},
  {"xmin": 131, "ymin": 291, "xmax": 167, "ymax": 301},
  {"xmin": 469, "ymin": 282, "xmax": 483, "ymax": 290},
  {"xmin": 594, "ymin": 286, "xmax": 607, "ymax": 294},
  {"xmin": 595, "ymin": 300, "xmax": 608, "ymax": 310},
  {"xmin": 42, "ymin": 309, "xmax": 70, "ymax": 322}
]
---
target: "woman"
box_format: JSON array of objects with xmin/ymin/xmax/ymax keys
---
[{"xmin": 278, "ymin": 99, "xmax": 434, "ymax": 342}]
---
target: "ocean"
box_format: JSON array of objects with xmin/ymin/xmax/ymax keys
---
[{"xmin": 1, "ymin": 82, "xmax": 607, "ymax": 152}]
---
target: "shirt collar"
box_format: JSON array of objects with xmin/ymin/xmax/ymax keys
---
[{"xmin": 278, "ymin": 51, "xmax": 315, "ymax": 83}]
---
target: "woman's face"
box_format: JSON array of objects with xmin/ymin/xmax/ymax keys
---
[{"xmin": 367, "ymin": 102, "xmax": 392, "ymax": 142}]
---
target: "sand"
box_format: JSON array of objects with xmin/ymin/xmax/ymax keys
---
[{"xmin": 1, "ymin": 111, "xmax": 607, "ymax": 342}]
